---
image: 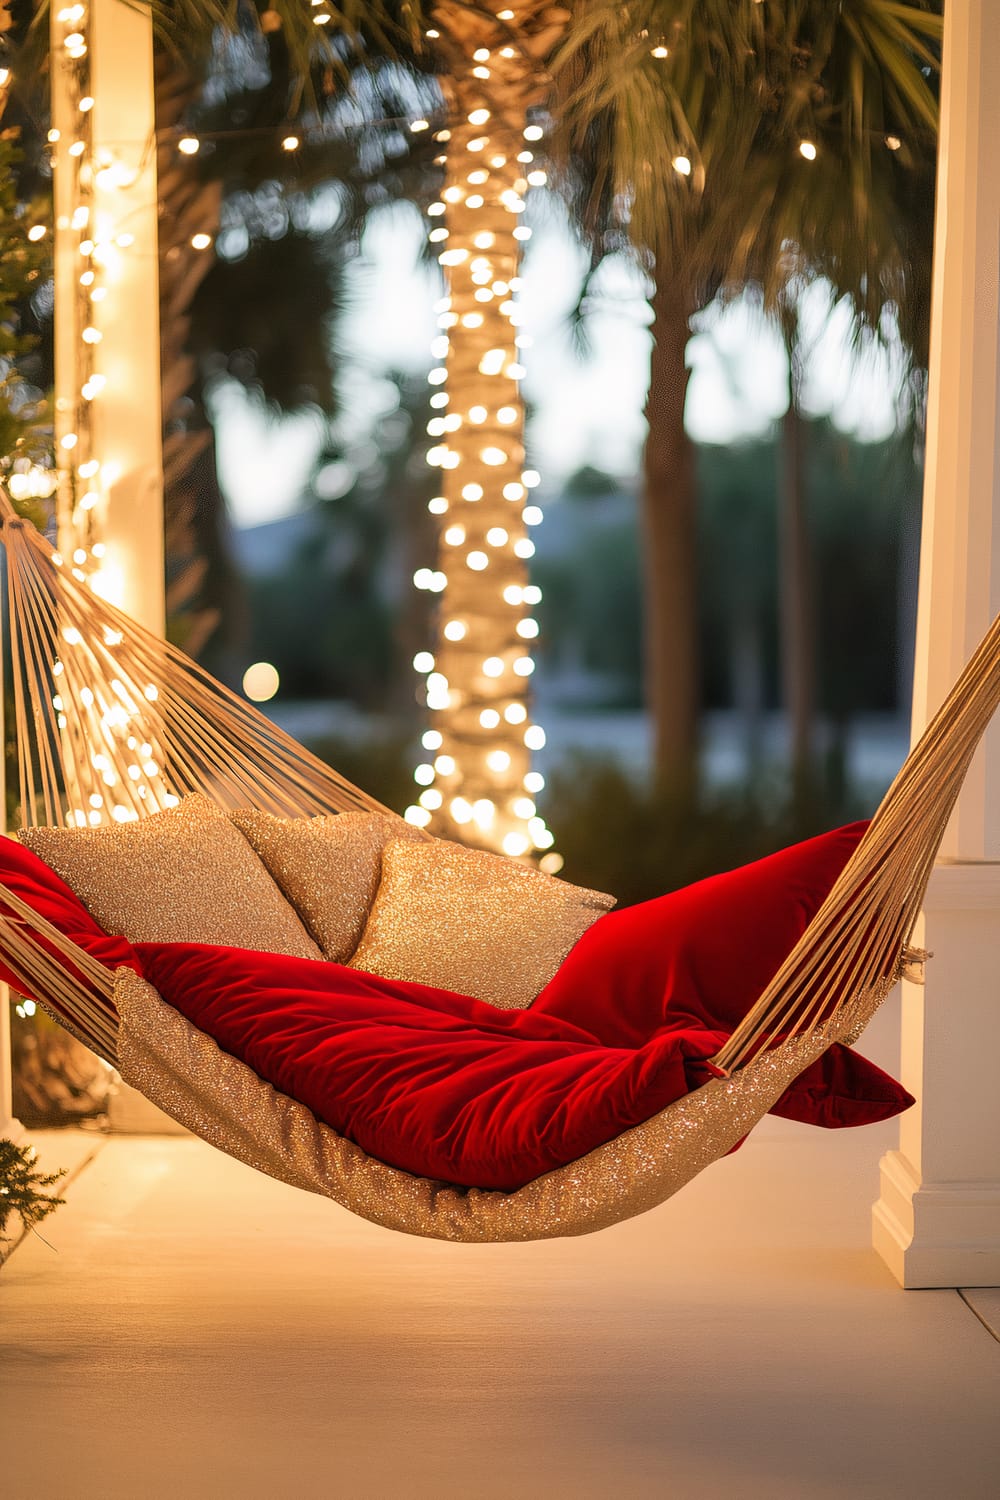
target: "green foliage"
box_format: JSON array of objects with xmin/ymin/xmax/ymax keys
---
[
  {"xmin": 246, "ymin": 553, "xmax": 395, "ymax": 703},
  {"xmin": 698, "ymin": 422, "xmax": 916, "ymax": 714},
  {"xmin": 131, "ymin": 0, "xmax": 435, "ymax": 96},
  {"xmin": 554, "ymin": 1, "xmax": 939, "ymax": 375},
  {"xmin": 539, "ymin": 754, "xmax": 871, "ymax": 908},
  {"xmin": 532, "ymin": 423, "xmax": 919, "ymax": 717},
  {"xmin": 150, "ymin": 3, "xmax": 442, "ymax": 664},
  {"xmin": 808, "ymin": 420, "xmax": 918, "ymax": 718},
  {"xmin": 304, "ymin": 729, "xmax": 418, "ymax": 817},
  {"xmin": 237, "ymin": 373, "xmax": 436, "ymax": 705},
  {"xmin": 562, "ymin": 463, "xmax": 627, "ymax": 502},
  {"xmin": 190, "ymin": 230, "xmax": 346, "ymax": 414},
  {"xmin": 0, "ymin": 1138, "xmax": 65, "ymax": 1242},
  {"xmin": 535, "ymin": 518, "xmax": 644, "ymax": 705}
]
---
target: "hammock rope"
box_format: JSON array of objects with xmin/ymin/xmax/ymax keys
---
[
  {"xmin": 0, "ymin": 881, "xmax": 118, "ymax": 1063},
  {"xmin": 714, "ymin": 604, "xmax": 1000, "ymax": 1072},
  {"xmin": 0, "ymin": 487, "xmax": 408, "ymax": 830}
]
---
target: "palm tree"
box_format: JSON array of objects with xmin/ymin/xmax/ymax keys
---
[
  {"xmin": 552, "ymin": 0, "xmax": 941, "ymax": 788},
  {"xmin": 125, "ymin": 4, "xmax": 438, "ymax": 664},
  {"xmin": 96, "ymin": 3, "xmax": 943, "ymax": 824},
  {"xmin": 152, "ymin": 17, "xmax": 435, "ymax": 663},
  {"xmin": 384, "ymin": 3, "xmax": 566, "ymax": 856},
  {"xmin": 138, "ymin": 2, "xmax": 565, "ymax": 857}
]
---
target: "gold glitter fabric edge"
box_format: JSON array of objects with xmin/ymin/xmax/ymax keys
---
[{"xmin": 115, "ymin": 968, "xmax": 842, "ymax": 1244}]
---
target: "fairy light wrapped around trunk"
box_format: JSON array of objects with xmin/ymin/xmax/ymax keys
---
[
  {"xmin": 405, "ymin": 9, "xmax": 557, "ymax": 864},
  {"xmin": 48, "ymin": 0, "xmax": 169, "ymax": 829}
]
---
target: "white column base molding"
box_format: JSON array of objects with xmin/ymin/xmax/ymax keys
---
[
  {"xmin": 870, "ymin": 0, "xmax": 1000, "ymax": 1290},
  {"xmin": 873, "ymin": 1150, "xmax": 1000, "ymax": 1288},
  {"xmin": 872, "ymin": 864, "xmax": 1000, "ymax": 1289}
]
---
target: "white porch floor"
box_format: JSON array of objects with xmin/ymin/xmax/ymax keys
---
[{"xmin": 3, "ymin": 998, "xmax": 999, "ymax": 1500}]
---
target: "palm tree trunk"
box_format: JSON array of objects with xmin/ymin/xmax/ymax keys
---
[
  {"xmin": 779, "ymin": 357, "xmax": 816, "ymax": 801},
  {"xmin": 418, "ymin": 6, "xmax": 557, "ymax": 859},
  {"xmin": 731, "ymin": 603, "xmax": 765, "ymax": 773},
  {"xmin": 643, "ymin": 278, "xmax": 699, "ymax": 790},
  {"xmin": 155, "ymin": 52, "xmax": 232, "ymax": 662}
]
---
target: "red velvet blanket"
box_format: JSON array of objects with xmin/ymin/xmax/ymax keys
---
[
  {"xmin": 137, "ymin": 939, "xmax": 732, "ymax": 1190},
  {"xmin": 0, "ymin": 823, "xmax": 913, "ymax": 1192}
]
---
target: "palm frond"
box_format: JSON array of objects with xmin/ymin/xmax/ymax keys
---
[{"xmin": 551, "ymin": 0, "xmax": 940, "ymax": 360}]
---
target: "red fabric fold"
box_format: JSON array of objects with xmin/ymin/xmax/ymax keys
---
[
  {"xmin": 532, "ymin": 822, "xmax": 912, "ymax": 1127},
  {"xmin": 0, "ymin": 835, "xmax": 139, "ymax": 998},
  {"xmin": 136, "ymin": 939, "xmax": 729, "ymax": 1191}
]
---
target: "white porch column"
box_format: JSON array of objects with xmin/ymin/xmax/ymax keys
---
[
  {"xmin": 51, "ymin": 0, "xmax": 164, "ymax": 632},
  {"xmin": 872, "ymin": 0, "xmax": 1000, "ymax": 1288},
  {"xmin": 49, "ymin": 1, "xmax": 174, "ymax": 1133}
]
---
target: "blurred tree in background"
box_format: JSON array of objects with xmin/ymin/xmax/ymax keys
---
[
  {"xmin": 150, "ymin": 5, "xmax": 441, "ymax": 669},
  {"xmin": 139, "ymin": 1, "xmax": 941, "ymax": 808},
  {"xmin": 241, "ymin": 371, "xmax": 436, "ymax": 706},
  {"xmin": 554, "ymin": 0, "xmax": 940, "ymax": 789},
  {"xmin": 534, "ymin": 423, "xmax": 917, "ymax": 717}
]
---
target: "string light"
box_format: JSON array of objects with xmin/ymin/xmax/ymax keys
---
[
  {"xmin": 799, "ymin": 140, "xmax": 818, "ymax": 160},
  {"xmin": 51, "ymin": 5, "xmax": 559, "ymax": 856},
  {"xmin": 406, "ymin": 19, "xmax": 559, "ymax": 862},
  {"xmin": 46, "ymin": 0, "xmax": 178, "ymax": 828}
]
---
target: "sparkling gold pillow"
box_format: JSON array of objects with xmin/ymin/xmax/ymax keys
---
[
  {"xmin": 228, "ymin": 809, "xmax": 423, "ymax": 962},
  {"xmin": 20, "ymin": 793, "xmax": 322, "ymax": 959},
  {"xmin": 348, "ymin": 839, "xmax": 616, "ymax": 1009}
]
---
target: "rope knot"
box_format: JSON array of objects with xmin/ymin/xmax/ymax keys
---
[{"xmin": 900, "ymin": 945, "xmax": 932, "ymax": 985}]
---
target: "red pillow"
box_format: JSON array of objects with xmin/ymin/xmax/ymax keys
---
[
  {"xmin": 0, "ymin": 834, "xmax": 139, "ymax": 995},
  {"xmin": 532, "ymin": 823, "xmax": 913, "ymax": 1129}
]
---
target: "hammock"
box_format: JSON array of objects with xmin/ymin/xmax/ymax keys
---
[{"xmin": 0, "ymin": 484, "xmax": 995, "ymax": 1241}]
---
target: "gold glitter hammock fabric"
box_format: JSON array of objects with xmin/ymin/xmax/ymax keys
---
[{"xmin": 0, "ymin": 487, "xmax": 998, "ymax": 1238}]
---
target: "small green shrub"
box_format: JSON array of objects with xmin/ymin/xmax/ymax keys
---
[{"xmin": 0, "ymin": 1138, "xmax": 65, "ymax": 1245}]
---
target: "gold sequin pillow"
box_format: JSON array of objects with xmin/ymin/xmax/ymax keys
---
[
  {"xmin": 228, "ymin": 809, "xmax": 423, "ymax": 962},
  {"xmin": 20, "ymin": 793, "xmax": 323, "ymax": 959},
  {"xmin": 348, "ymin": 838, "xmax": 616, "ymax": 1009}
]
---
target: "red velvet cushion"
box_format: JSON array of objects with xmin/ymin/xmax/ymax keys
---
[
  {"xmin": 532, "ymin": 823, "xmax": 913, "ymax": 1129},
  {"xmin": 0, "ymin": 834, "xmax": 139, "ymax": 994},
  {"xmin": 2, "ymin": 822, "xmax": 912, "ymax": 1194},
  {"xmin": 132, "ymin": 820, "xmax": 912, "ymax": 1192},
  {"xmin": 136, "ymin": 940, "xmax": 727, "ymax": 1192}
]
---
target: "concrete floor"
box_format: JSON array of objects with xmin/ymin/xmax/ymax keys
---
[{"xmin": 3, "ymin": 999, "xmax": 999, "ymax": 1500}]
